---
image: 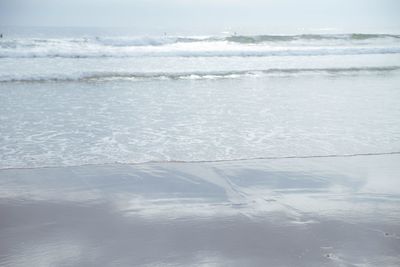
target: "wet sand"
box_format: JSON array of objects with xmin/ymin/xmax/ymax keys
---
[{"xmin": 1, "ymin": 154, "xmax": 400, "ymax": 266}]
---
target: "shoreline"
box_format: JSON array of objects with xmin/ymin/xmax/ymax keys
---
[{"xmin": 1, "ymin": 150, "xmax": 400, "ymax": 171}]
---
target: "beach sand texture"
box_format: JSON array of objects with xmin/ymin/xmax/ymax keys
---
[{"xmin": 1, "ymin": 154, "xmax": 399, "ymax": 266}]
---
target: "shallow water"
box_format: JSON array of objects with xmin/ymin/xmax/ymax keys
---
[
  {"xmin": 1, "ymin": 30, "xmax": 400, "ymax": 168},
  {"xmin": 1, "ymin": 72, "xmax": 400, "ymax": 168}
]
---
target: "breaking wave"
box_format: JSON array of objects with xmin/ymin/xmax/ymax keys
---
[
  {"xmin": 1, "ymin": 33, "xmax": 399, "ymax": 47},
  {"xmin": 1, "ymin": 33, "xmax": 400, "ymax": 58},
  {"xmin": 1, "ymin": 47, "xmax": 400, "ymax": 58},
  {"xmin": 93, "ymin": 34, "xmax": 400, "ymax": 46},
  {"xmin": 2, "ymin": 66, "xmax": 399, "ymax": 83},
  {"xmin": 226, "ymin": 33, "xmax": 400, "ymax": 43}
]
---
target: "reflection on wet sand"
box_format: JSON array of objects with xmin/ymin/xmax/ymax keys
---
[{"xmin": 0, "ymin": 154, "xmax": 399, "ymax": 266}]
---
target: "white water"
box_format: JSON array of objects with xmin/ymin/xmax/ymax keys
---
[{"xmin": 1, "ymin": 30, "xmax": 400, "ymax": 168}]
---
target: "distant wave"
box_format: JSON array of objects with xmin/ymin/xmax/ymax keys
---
[
  {"xmin": 93, "ymin": 34, "xmax": 400, "ymax": 46},
  {"xmin": 1, "ymin": 33, "xmax": 399, "ymax": 49},
  {"xmin": 2, "ymin": 66, "xmax": 399, "ymax": 83},
  {"xmin": 1, "ymin": 33, "xmax": 400, "ymax": 58},
  {"xmin": 1, "ymin": 47, "xmax": 400, "ymax": 58},
  {"xmin": 225, "ymin": 33, "xmax": 400, "ymax": 43}
]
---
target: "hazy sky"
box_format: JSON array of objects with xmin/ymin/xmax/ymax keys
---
[{"xmin": 1, "ymin": 0, "xmax": 399, "ymax": 34}]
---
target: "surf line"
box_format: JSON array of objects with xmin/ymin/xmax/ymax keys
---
[
  {"xmin": 1, "ymin": 151, "xmax": 400, "ymax": 171},
  {"xmin": 173, "ymin": 151, "xmax": 400, "ymax": 164}
]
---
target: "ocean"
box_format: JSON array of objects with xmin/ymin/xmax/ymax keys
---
[
  {"xmin": 1, "ymin": 28, "xmax": 400, "ymax": 169},
  {"xmin": 1, "ymin": 27, "xmax": 400, "ymax": 267}
]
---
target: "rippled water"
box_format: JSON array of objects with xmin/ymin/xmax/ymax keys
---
[{"xmin": 1, "ymin": 29, "xmax": 400, "ymax": 168}]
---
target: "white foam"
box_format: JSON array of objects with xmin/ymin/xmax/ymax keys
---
[
  {"xmin": 1, "ymin": 34, "xmax": 400, "ymax": 168},
  {"xmin": 1, "ymin": 35, "xmax": 400, "ymax": 58},
  {"xmin": 1, "ymin": 72, "xmax": 400, "ymax": 169},
  {"xmin": 1, "ymin": 66, "xmax": 399, "ymax": 83}
]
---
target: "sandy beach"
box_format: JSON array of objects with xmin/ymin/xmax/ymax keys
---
[
  {"xmin": 2, "ymin": 1, "xmax": 400, "ymax": 266},
  {"xmin": 1, "ymin": 154, "xmax": 399, "ymax": 266}
]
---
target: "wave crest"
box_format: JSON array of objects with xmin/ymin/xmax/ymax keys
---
[
  {"xmin": 1, "ymin": 33, "xmax": 399, "ymax": 58},
  {"xmin": 90, "ymin": 33, "xmax": 400, "ymax": 45},
  {"xmin": 2, "ymin": 66, "xmax": 399, "ymax": 83}
]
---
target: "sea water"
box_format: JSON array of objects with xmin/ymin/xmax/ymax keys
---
[{"xmin": 1, "ymin": 28, "xmax": 400, "ymax": 168}]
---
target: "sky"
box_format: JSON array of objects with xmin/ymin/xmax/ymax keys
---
[{"xmin": 1, "ymin": 0, "xmax": 399, "ymax": 34}]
